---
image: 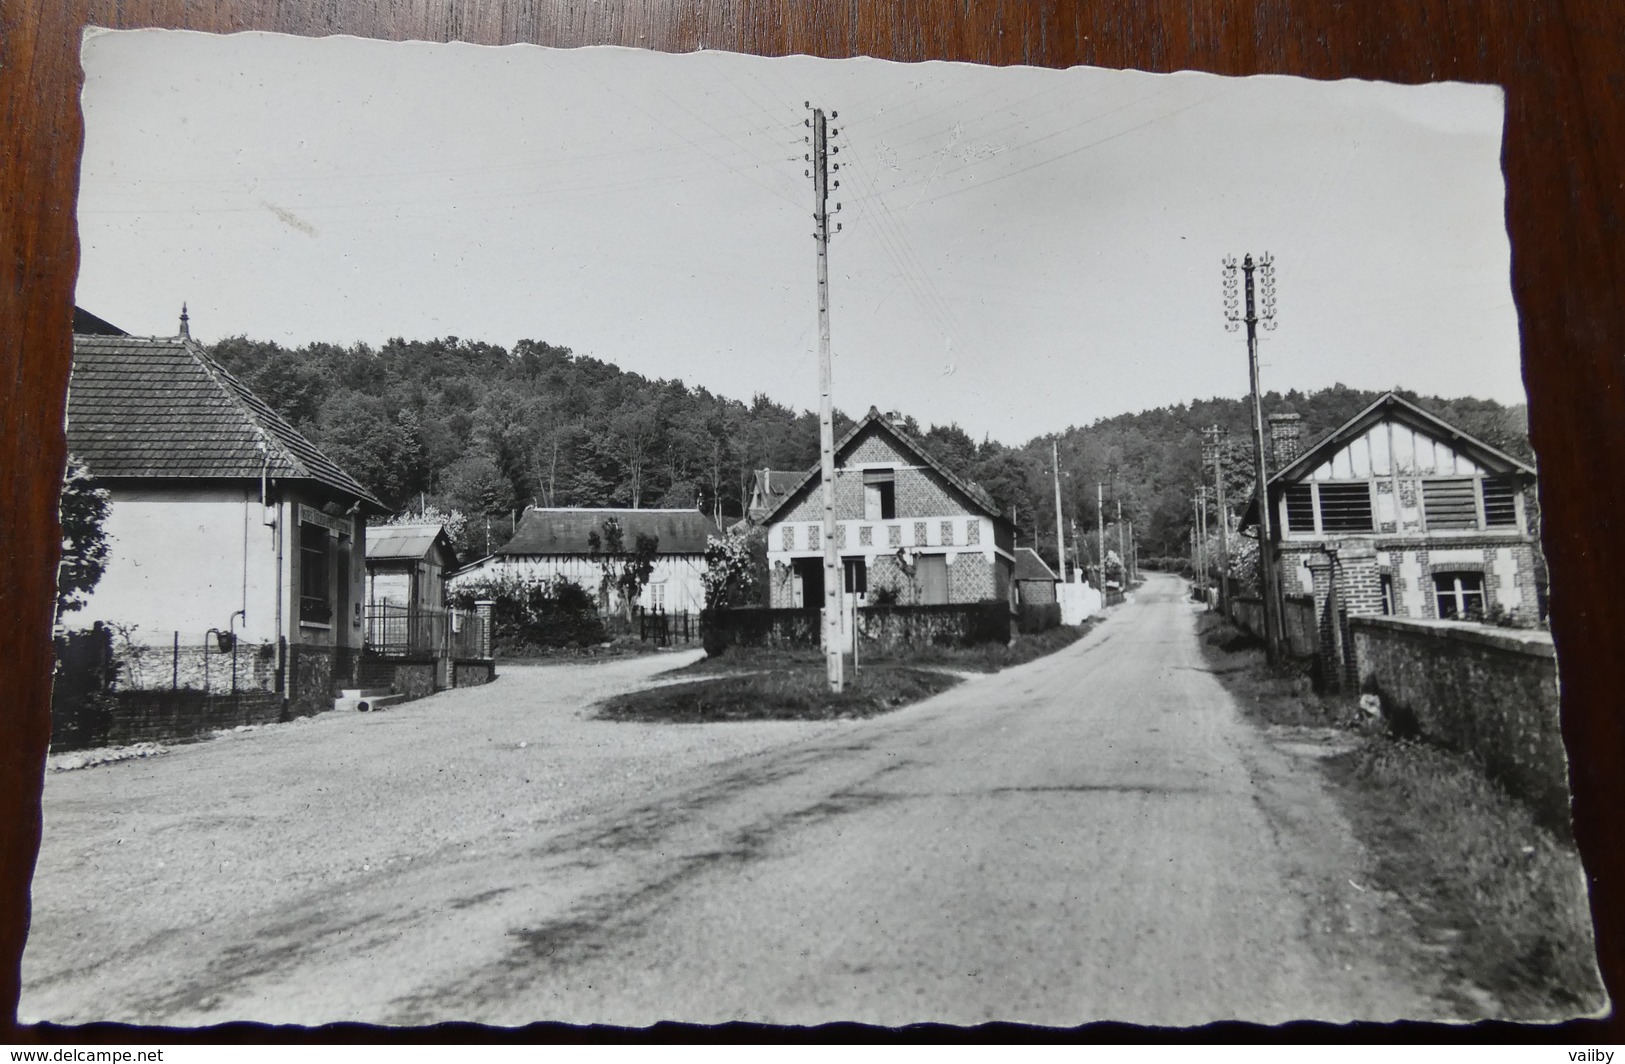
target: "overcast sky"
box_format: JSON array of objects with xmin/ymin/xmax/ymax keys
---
[{"xmin": 76, "ymin": 30, "xmax": 1522, "ymax": 444}]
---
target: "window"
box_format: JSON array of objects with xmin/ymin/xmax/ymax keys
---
[
  {"xmin": 1482, "ymin": 476, "xmax": 1519, "ymax": 528},
  {"xmin": 863, "ymin": 470, "xmax": 896, "ymax": 521},
  {"xmin": 649, "ymin": 580, "xmax": 667, "ymax": 611},
  {"xmin": 1316, "ymin": 483, "xmax": 1374, "ymax": 532},
  {"xmin": 1380, "ymin": 573, "xmax": 1394, "ymax": 615},
  {"xmin": 842, "ymin": 558, "xmax": 868, "ymax": 595},
  {"xmin": 1422, "ymin": 477, "xmax": 1478, "ymax": 530},
  {"xmin": 1433, "ymin": 571, "xmax": 1485, "ymax": 620},
  {"xmin": 1283, "ymin": 485, "xmax": 1316, "ymax": 533},
  {"xmin": 299, "ymin": 523, "xmax": 332, "ymax": 624}
]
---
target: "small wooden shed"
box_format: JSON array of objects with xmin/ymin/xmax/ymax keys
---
[{"xmin": 365, "ymin": 524, "xmax": 459, "ymax": 610}]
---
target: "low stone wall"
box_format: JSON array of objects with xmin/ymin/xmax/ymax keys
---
[
  {"xmin": 1225, "ymin": 595, "xmax": 1317, "ymax": 661},
  {"xmin": 51, "ymin": 689, "xmax": 285, "ymax": 752},
  {"xmin": 859, "ymin": 601, "xmax": 1011, "ymax": 652},
  {"xmin": 1349, "ymin": 616, "xmax": 1566, "ymax": 829},
  {"xmin": 453, "ymin": 660, "xmax": 496, "ymax": 687},
  {"xmin": 702, "ymin": 607, "xmax": 821, "ymax": 655},
  {"xmin": 1230, "ymin": 597, "xmax": 1265, "ymax": 639}
]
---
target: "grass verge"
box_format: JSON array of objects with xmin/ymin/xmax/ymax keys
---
[
  {"xmin": 597, "ymin": 664, "xmax": 962, "ymax": 723},
  {"xmin": 689, "ymin": 617, "xmax": 1100, "ymax": 677},
  {"xmin": 1196, "ymin": 612, "xmax": 1603, "ymax": 1019}
]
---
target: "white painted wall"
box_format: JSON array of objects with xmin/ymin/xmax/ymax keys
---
[{"xmin": 75, "ymin": 485, "xmax": 283, "ymax": 645}]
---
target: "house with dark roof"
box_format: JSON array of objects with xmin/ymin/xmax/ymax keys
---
[
  {"xmin": 1012, "ymin": 547, "xmax": 1059, "ymax": 606},
  {"xmin": 1243, "ymin": 392, "xmax": 1540, "ymax": 626},
  {"xmin": 67, "ymin": 323, "xmax": 386, "ymax": 715},
  {"xmin": 759, "ymin": 407, "xmax": 1016, "ymax": 612},
  {"xmin": 743, "ymin": 468, "xmax": 801, "ymax": 525},
  {"xmin": 447, "ymin": 508, "xmax": 721, "ymax": 614}
]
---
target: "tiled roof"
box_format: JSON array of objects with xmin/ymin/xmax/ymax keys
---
[
  {"xmin": 1014, "ymin": 547, "xmax": 1058, "ymax": 582},
  {"xmin": 497, "ymin": 508, "xmax": 720, "ymax": 556},
  {"xmin": 67, "ymin": 334, "xmax": 384, "ymax": 510},
  {"xmin": 755, "ymin": 469, "xmax": 800, "ymax": 496}
]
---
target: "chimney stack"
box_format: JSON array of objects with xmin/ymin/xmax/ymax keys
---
[{"xmin": 1268, "ymin": 412, "xmax": 1302, "ymax": 472}]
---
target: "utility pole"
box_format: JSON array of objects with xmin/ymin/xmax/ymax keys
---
[
  {"xmin": 1205, "ymin": 425, "xmax": 1231, "ymax": 611},
  {"xmin": 1224, "ymin": 253, "xmax": 1283, "ymax": 663},
  {"xmin": 1096, "ymin": 482, "xmax": 1106, "ymax": 591},
  {"xmin": 1115, "ymin": 487, "xmax": 1127, "ymax": 592},
  {"xmin": 1051, "ymin": 439, "xmax": 1068, "ymax": 583},
  {"xmin": 808, "ymin": 104, "xmax": 844, "ymax": 691}
]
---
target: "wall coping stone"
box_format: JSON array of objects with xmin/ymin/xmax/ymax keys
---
[{"xmin": 1348, "ymin": 614, "xmax": 1554, "ymax": 659}]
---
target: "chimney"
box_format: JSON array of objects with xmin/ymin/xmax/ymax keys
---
[{"xmin": 1268, "ymin": 412, "xmax": 1302, "ymax": 471}]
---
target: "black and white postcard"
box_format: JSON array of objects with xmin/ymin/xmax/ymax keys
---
[{"xmin": 27, "ymin": 29, "xmax": 1605, "ymax": 1027}]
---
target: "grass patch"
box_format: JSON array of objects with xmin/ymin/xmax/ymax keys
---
[
  {"xmin": 692, "ymin": 618, "xmax": 1100, "ymax": 677},
  {"xmin": 1196, "ymin": 611, "xmax": 1602, "ymax": 1018},
  {"xmin": 1327, "ymin": 737, "xmax": 1602, "ymax": 1018},
  {"xmin": 500, "ymin": 634, "xmax": 672, "ymax": 662},
  {"xmin": 597, "ymin": 663, "xmax": 962, "ymax": 723}
]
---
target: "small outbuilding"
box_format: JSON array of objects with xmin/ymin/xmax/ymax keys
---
[
  {"xmin": 1012, "ymin": 547, "xmax": 1060, "ymax": 605},
  {"xmin": 366, "ymin": 524, "xmax": 459, "ymax": 610}
]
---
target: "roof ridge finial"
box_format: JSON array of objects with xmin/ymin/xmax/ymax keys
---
[{"xmin": 179, "ymin": 302, "xmax": 190, "ymax": 339}]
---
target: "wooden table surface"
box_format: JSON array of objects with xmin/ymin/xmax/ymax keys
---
[{"xmin": 3, "ymin": 0, "xmax": 1621, "ymax": 1039}]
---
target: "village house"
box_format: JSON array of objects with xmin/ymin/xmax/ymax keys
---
[
  {"xmin": 67, "ymin": 312, "xmax": 387, "ymax": 715},
  {"xmin": 447, "ymin": 507, "xmax": 719, "ymax": 614},
  {"xmin": 742, "ymin": 468, "xmax": 800, "ymax": 525},
  {"xmin": 760, "ymin": 407, "xmax": 1017, "ymax": 611},
  {"xmin": 1246, "ymin": 392, "xmax": 1541, "ymax": 627}
]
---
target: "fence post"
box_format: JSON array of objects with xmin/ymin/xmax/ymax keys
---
[
  {"xmin": 474, "ymin": 599, "xmax": 495, "ymax": 660},
  {"xmin": 172, "ymin": 631, "xmax": 179, "ymax": 690}
]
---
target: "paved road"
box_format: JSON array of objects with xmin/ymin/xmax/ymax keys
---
[{"xmin": 24, "ymin": 574, "xmax": 1452, "ymax": 1027}]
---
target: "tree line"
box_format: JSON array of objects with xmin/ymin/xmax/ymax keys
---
[{"xmin": 206, "ymin": 336, "xmax": 1532, "ymax": 568}]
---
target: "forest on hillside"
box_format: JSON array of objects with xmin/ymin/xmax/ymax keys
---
[{"xmin": 207, "ymin": 334, "xmax": 1534, "ymax": 568}]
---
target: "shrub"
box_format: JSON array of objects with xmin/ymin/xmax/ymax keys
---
[
  {"xmin": 1017, "ymin": 601, "xmax": 1061, "ymax": 634},
  {"xmin": 449, "ymin": 572, "xmax": 607, "ymax": 651}
]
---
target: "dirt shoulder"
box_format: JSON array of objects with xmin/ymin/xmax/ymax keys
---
[{"xmin": 1193, "ymin": 611, "xmax": 1605, "ymax": 1021}]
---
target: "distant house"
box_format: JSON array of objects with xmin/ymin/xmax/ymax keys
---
[
  {"xmin": 67, "ymin": 319, "xmax": 387, "ymax": 715},
  {"xmin": 744, "ymin": 468, "xmax": 801, "ymax": 525},
  {"xmin": 448, "ymin": 507, "xmax": 720, "ymax": 614},
  {"xmin": 365, "ymin": 524, "xmax": 459, "ymax": 610},
  {"xmin": 1013, "ymin": 547, "xmax": 1059, "ymax": 605},
  {"xmin": 760, "ymin": 407, "xmax": 1016, "ymax": 611},
  {"xmin": 1245, "ymin": 392, "xmax": 1540, "ymax": 623}
]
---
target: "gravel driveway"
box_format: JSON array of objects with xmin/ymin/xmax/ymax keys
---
[{"xmin": 21, "ymin": 648, "xmax": 848, "ymax": 1023}]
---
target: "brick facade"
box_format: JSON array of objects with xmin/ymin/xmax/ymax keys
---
[{"xmin": 764, "ymin": 417, "xmax": 1015, "ymax": 610}]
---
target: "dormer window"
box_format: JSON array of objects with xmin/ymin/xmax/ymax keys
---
[{"xmin": 863, "ymin": 469, "xmax": 896, "ymax": 521}]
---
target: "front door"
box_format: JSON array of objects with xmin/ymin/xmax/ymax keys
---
[
  {"xmin": 792, "ymin": 556, "xmax": 824, "ymax": 609},
  {"xmin": 917, "ymin": 554, "xmax": 948, "ymax": 604}
]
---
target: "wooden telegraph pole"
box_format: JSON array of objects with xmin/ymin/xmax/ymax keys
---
[
  {"xmin": 1205, "ymin": 425, "xmax": 1231, "ymax": 611},
  {"xmin": 1224, "ymin": 253, "xmax": 1283, "ymax": 664},
  {"xmin": 1051, "ymin": 439, "xmax": 1068, "ymax": 583},
  {"xmin": 808, "ymin": 104, "xmax": 844, "ymax": 692},
  {"xmin": 1096, "ymin": 482, "xmax": 1106, "ymax": 592}
]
